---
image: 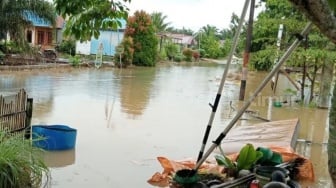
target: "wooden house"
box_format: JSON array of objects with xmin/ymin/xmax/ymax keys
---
[{"xmin": 24, "ymin": 11, "xmax": 64, "ymax": 50}]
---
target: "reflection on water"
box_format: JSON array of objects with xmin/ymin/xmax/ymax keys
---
[
  {"xmin": 44, "ymin": 149, "xmax": 76, "ymax": 168},
  {"xmin": 0, "ymin": 64, "xmax": 331, "ymax": 187}
]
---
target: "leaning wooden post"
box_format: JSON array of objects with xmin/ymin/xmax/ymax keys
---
[
  {"xmin": 239, "ymin": 0, "xmax": 255, "ymax": 101},
  {"xmin": 25, "ymin": 98, "xmax": 33, "ymax": 139}
]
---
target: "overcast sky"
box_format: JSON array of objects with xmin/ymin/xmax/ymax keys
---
[{"xmin": 127, "ymin": 0, "xmax": 264, "ymax": 32}]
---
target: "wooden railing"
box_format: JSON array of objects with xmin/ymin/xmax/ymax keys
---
[{"xmin": 0, "ymin": 89, "xmax": 33, "ymax": 138}]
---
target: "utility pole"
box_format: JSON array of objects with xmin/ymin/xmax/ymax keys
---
[
  {"xmin": 271, "ymin": 19, "xmax": 284, "ymax": 93},
  {"xmin": 239, "ymin": 0, "xmax": 255, "ymax": 101}
]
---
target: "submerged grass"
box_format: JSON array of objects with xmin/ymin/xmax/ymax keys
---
[{"xmin": 0, "ymin": 130, "xmax": 49, "ymax": 188}]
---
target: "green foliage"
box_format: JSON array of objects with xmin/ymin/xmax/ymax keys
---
[
  {"xmin": 157, "ymin": 48, "xmax": 167, "ymax": 61},
  {"xmin": 114, "ymin": 36, "xmax": 134, "ymax": 67},
  {"xmin": 198, "ymin": 48, "xmax": 206, "ymax": 58},
  {"xmin": 201, "ymin": 35, "xmax": 222, "ymax": 58},
  {"xmin": 215, "ymin": 144, "xmax": 263, "ymax": 177},
  {"xmin": 0, "ymin": 131, "xmax": 49, "ymax": 188},
  {"xmin": 125, "ymin": 10, "xmax": 158, "ymax": 66},
  {"xmin": 250, "ymin": 47, "xmax": 276, "ymax": 71},
  {"xmin": 251, "ymin": 0, "xmax": 307, "ymax": 70},
  {"xmin": 0, "ymin": 42, "xmax": 22, "ymax": 54},
  {"xmin": 236, "ymin": 144, "xmax": 263, "ymax": 171},
  {"xmin": 150, "ymin": 12, "xmax": 172, "ymax": 33},
  {"xmin": 221, "ymin": 39, "xmax": 233, "ymax": 57},
  {"xmin": 174, "ymin": 54, "xmax": 183, "ymax": 62},
  {"xmin": 164, "ymin": 41, "xmax": 179, "ymax": 61},
  {"xmin": 54, "ymin": 0, "xmax": 130, "ymax": 42},
  {"xmin": 328, "ymin": 0, "xmax": 336, "ymax": 12},
  {"xmin": 0, "ymin": 0, "xmax": 56, "ymax": 49},
  {"xmin": 198, "ymin": 25, "xmax": 223, "ymax": 59},
  {"xmin": 69, "ymin": 55, "xmax": 81, "ymax": 67},
  {"xmin": 215, "ymin": 154, "xmax": 235, "ymax": 169},
  {"xmin": 166, "ymin": 27, "xmax": 194, "ymax": 35},
  {"xmin": 56, "ymin": 40, "xmax": 76, "ymax": 55},
  {"xmin": 182, "ymin": 48, "xmax": 193, "ymax": 62}
]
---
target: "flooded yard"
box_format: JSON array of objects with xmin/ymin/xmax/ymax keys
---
[{"xmin": 0, "ymin": 63, "xmax": 332, "ymax": 187}]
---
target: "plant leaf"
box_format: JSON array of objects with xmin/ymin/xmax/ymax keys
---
[
  {"xmin": 236, "ymin": 143, "xmax": 263, "ymax": 171},
  {"xmin": 214, "ymin": 155, "xmax": 235, "ymax": 169}
]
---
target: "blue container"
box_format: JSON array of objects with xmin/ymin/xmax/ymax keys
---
[{"xmin": 32, "ymin": 125, "xmax": 77, "ymax": 151}]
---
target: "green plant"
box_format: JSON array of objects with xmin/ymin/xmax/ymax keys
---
[
  {"xmin": 0, "ymin": 130, "xmax": 49, "ymax": 188},
  {"xmin": 215, "ymin": 143, "xmax": 263, "ymax": 177},
  {"xmin": 165, "ymin": 42, "xmax": 179, "ymax": 61},
  {"xmin": 69, "ymin": 55, "xmax": 81, "ymax": 67},
  {"xmin": 115, "ymin": 36, "xmax": 134, "ymax": 68},
  {"xmin": 182, "ymin": 48, "xmax": 193, "ymax": 62},
  {"xmin": 56, "ymin": 39, "xmax": 76, "ymax": 55},
  {"xmin": 125, "ymin": 10, "xmax": 158, "ymax": 67},
  {"xmin": 174, "ymin": 54, "xmax": 183, "ymax": 62}
]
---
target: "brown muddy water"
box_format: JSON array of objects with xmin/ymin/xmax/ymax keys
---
[{"xmin": 0, "ymin": 63, "xmax": 332, "ymax": 187}]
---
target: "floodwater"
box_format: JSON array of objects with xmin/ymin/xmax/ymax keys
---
[{"xmin": 0, "ymin": 62, "xmax": 332, "ymax": 188}]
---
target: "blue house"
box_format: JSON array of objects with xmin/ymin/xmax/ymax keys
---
[{"xmin": 76, "ymin": 19, "xmax": 126, "ymax": 56}]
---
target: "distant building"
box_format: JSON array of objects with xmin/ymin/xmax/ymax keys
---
[
  {"xmin": 162, "ymin": 33, "xmax": 197, "ymax": 48},
  {"xmin": 24, "ymin": 11, "xmax": 63, "ymax": 49},
  {"xmin": 76, "ymin": 20, "xmax": 126, "ymax": 56},
  {"xmin": 55, "ymin": 16, "xmax": 65, "ymax": 44}
]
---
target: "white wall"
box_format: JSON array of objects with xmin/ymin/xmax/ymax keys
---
[{"xmin": 76, "ymin": 41, "xmax": 91, "ymax": 55}]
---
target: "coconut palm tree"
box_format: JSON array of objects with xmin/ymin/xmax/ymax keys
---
[
  {"xmin": 200, "ymin": 24, "xmax": 219, "ymax": 37},
  {"xmin": 150, "ymin": 12, "xmax": 172, "ymax": 33},
  {"xmin": 0, "ymin": 0, "xmax": 55, "ymax": 51}
]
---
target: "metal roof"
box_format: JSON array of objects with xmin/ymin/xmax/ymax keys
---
[{"xmin": 23, "ymin": 11, "xmax": 52, "ymax": 27}]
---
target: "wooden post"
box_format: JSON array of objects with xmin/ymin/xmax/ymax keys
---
[
  {"xmin": 25, "ymin": 98, "xmax": 33, "ymax": 139},
  {"xmin": 239, "ymin": 0, "xmax": 255, "ymax": 101}
]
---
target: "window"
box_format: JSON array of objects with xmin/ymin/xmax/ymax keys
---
[{"xmin": 26, "ymin": 30, "xmax": 32, "ymax": 43}]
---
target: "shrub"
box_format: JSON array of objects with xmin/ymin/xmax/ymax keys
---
[
  {"xmin": 193, "ymin": 51, "xmax": 200, "ymax": 61},
  {"xmin": 125, "ymin": 10, "xmax": 158, "ymax": 66},
  {"xmin": 114, "ymin": 36, "xmax": 134, "ymax": 68},
  {"xmin": 165, "ymin": 42, "xmax": 179, "ymax": 61},
  {"xmin": 56, "ymin": 39, "xmax": 76, "ymax": 55},
  {"xmin": 69, "ymin": 55, "xmax": 81, "ymax": 67},
  {"xmin": 0, "ymin": 130, "xmax": 49, "ymax": 187},
  {"xmin": 182, "ymin": 48, "xmax": 193, "ymax": 62},
  {"xmin": 174, "ymin": 54, "xmax": 183, "ymax": 62}
]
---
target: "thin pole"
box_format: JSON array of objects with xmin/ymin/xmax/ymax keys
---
[
  {"xmin": 239, "ymin": 0, "xmax": 255, "ymax": 101},
  {"xmin": 196, "ymin": 0, "xmax": 251, "ymax": 162},
  {"xmin": 194, "ymin": 22, "xmax": 313, "ymax": 170}
]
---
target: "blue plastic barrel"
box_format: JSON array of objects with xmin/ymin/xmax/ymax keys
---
[{"xmin": 32, "ymin": 125, "xmax": 77, "ymax": 151}]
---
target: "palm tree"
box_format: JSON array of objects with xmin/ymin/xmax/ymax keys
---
[
  {"xmin": 0, "ymin": 0, "xmax": 55, "ymax": 51},
  {"xmin": 150, "ymin": 12, "xmax": 172, "ymax": 33},
  {"xmin": 200, "ymin": 24, "xmax": 219, "ymax": 37}
]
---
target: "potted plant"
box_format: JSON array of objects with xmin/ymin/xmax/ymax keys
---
[
  {"xmin": 0, "ymin": 130, "xmax": 49, "ymax": 188},
  {"xmin": 215, "ymin": 143, "xmax": 263, "ymax": 178}
]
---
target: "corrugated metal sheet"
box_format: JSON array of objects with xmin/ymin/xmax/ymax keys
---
[
  {"xmin": 90, "ymin": 30, "xmax": 124, "ymax": 56},
  {"xmin": 23, "ymin": 11, "xmax": 52, "ymax": 27}
]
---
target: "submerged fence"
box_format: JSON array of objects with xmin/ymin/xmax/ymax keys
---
[{"xmin": 0, "ymin": 89, "xmax": 33, "ymax": 138}]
